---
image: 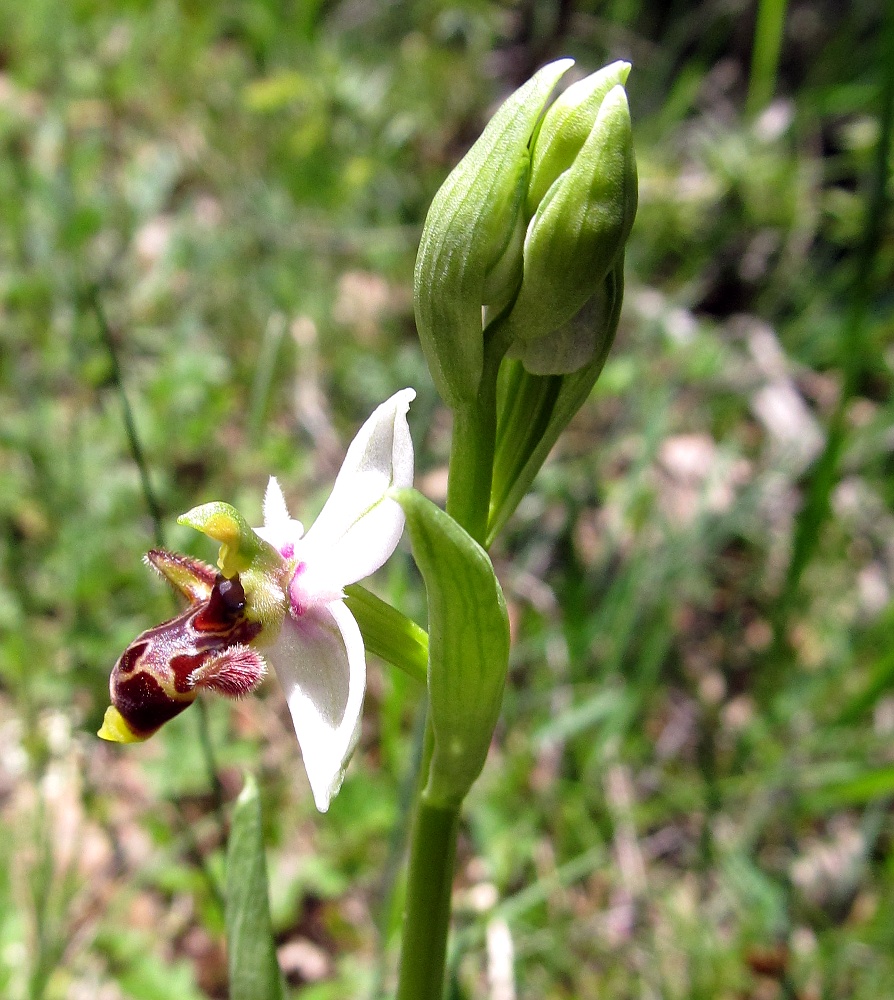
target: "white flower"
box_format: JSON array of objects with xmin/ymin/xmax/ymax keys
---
[{"xmin": 255, "ymin": 388, "xmax": 415, "ymax": 811}]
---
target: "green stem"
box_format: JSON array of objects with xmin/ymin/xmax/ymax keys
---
[
  {"xmin": 395, "ymin": 796, "xmax": 461, "ymax": 1000},
  {"xmin": 395, "ymin": 320, "xmax": 511, "ymax": 998},
  {"xmin": 488, "ymin": 362, "xmax": 562, "ymax": 544}
]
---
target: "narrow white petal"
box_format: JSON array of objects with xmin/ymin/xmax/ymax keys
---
[
  {"xmin": 264, "ymin": 476, "xmax": 291, "ymax": 527},
  {"xmin": 300, "ymin": 388, "xmax": 415, "ymax": 589},
  {"xmin": 257, "ymin": 476, "xmax": 304, "ymax": 554},
  {"xmin": 266, "ymin": 601, "xmax": 366, "ymax": 811}
]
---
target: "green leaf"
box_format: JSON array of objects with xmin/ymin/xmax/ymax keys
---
[
  {"xmin": 344, "ymin": 583, "xmax": 429, "ymax": 685},
  {"xmin": 392, "ymin": 489, "xmax": 510, "ymax": 806},
  {"xmin": 226, "ymin": 775, "xmax": 285, "ymax": 1000},
  {"xmin": 803, "ymin": 766, "xmax": 894, "ymax": 812}
]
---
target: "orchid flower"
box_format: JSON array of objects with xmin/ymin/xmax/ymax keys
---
[{"xmin": 99, "ymin": 388, "xmax": 416, "ymax": 812}]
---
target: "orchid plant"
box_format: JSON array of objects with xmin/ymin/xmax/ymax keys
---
[{"xmin": 101, "ymin": 58, "xmax": 636, "ymax": 1000}]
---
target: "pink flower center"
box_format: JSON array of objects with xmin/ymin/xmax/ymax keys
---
[
  {"xmin": 288, "ymin": 562, "xmax": 309, "ymax": 616},
  {"xmin": 287, "ymin": 560, "xmax": 344, "ymax": 618}
]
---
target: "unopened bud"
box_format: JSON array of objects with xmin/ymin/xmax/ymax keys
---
[
  {"xmin": 414, "ymin": 58, "xmax": 637, "ymax": 396},
  {"xmin": 526, "ymin": 61, "xmax": 630, "ymax": 212},
  {"xmin": 508, "ymin": 253, "xmax": 623, "ymax": 375},
  {"xmin": 502, "ymin": 84, "xmax": 636, "ymax": 359},
  {"xmin": 414, "ymin": 60, "xmax": 573, "ymax": 407}
]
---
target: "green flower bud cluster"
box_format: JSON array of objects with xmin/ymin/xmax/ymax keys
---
[{"xmin": 414, "ymin": 58, "xmax": 637, "ymax": 404}]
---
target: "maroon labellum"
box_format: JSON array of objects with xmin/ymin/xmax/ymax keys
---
[{"xmin": 99, "ymin": 550, "xmax": 266, "ymax": 742}]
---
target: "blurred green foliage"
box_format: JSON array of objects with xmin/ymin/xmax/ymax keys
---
[{"xmin": 0, "ymin": 0, "xmax": 892, "ymax": 997}]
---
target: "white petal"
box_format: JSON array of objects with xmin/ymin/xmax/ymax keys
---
[
  {"xmin": 264, "ymin": 476, "xmax": 291, "ymax": 527},
  {"xmin": 266, "ymin": 600, "xmax": 366, "ymax": 811},
  {"xmin": 257, "ymin": 476, "xmax": 303, "ymax": 554},
  {"xmin": 300, "ymin": 388, "xmax": 415, "ymax": 589}
]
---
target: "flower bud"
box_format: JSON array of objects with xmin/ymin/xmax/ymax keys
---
[
  {"xmin": 501, "ymin": 83, "xmax": 637, "ymax": 359},
  {"xmin": 526, "ymin": 61, "xmax": 630, "ymax": 213},
  {"xmin": 414, "ymin": 59, "xmax": 573, "ymax": 407},
  {"xmin": 415, "ymin": 58, "xmax": 637, "ymax": 398}
]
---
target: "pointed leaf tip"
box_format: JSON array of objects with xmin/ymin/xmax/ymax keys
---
[{"xmin": 227, "ymin": 775, "xmax": 285, "ymax": 1000}]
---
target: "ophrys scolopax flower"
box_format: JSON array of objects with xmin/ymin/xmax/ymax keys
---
[{"xmin": 99, "ymin": 388, "xmax": 416, "ymax": 811}]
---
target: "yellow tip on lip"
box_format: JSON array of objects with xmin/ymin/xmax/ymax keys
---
[{"xmin": 97, "ymin": 706, "xmax": 145, "ymax": 744}]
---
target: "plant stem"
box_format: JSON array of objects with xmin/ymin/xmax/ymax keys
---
[
  {"xmin": 395, "ymin": 319, "xmax": 511, "ymax": 998},
  {"xmin": 446, "ymin": 403, "xmax": 494, "ymax": 545},
  {"xmin": 89, "ymin": 287, "xmax": 164, "ymax": 547},
  {"xmin": 395, "ymin": 796, "xmax": 461, "ymax": 1000}
]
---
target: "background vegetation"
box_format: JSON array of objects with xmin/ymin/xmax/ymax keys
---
[{"xmin": 1, "ymin": 0, "xmax": 892, "ymax": 997}]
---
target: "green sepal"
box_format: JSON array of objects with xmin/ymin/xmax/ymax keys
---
[
  {"xmin": 526, "ymin": 60, "xmax": 631, "ymax": 213},
  {"xmin": 178, "ymin": 502, "xmax": 280, "ymax": 578},
  {"xmin": 505, "ymin": 85, "xmax": 636, "ymax": 347},
  {"xmin": 488, "ymin": 258, "xmax": 624, "ymax": 545},
  {"xmin": 392, "ymin": 488, "xmax": 510, "ymax": 807},
  {"xmin": 344, "ymin": 584, "xmax": 429, "ymax": 685},
  {"xmin": 414, "ymin": 59, "xmax": 573, "ymax": 409},
  {"xmin": 226, "ymin": 775, "xmax": 286, "ymax": 1000}
]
